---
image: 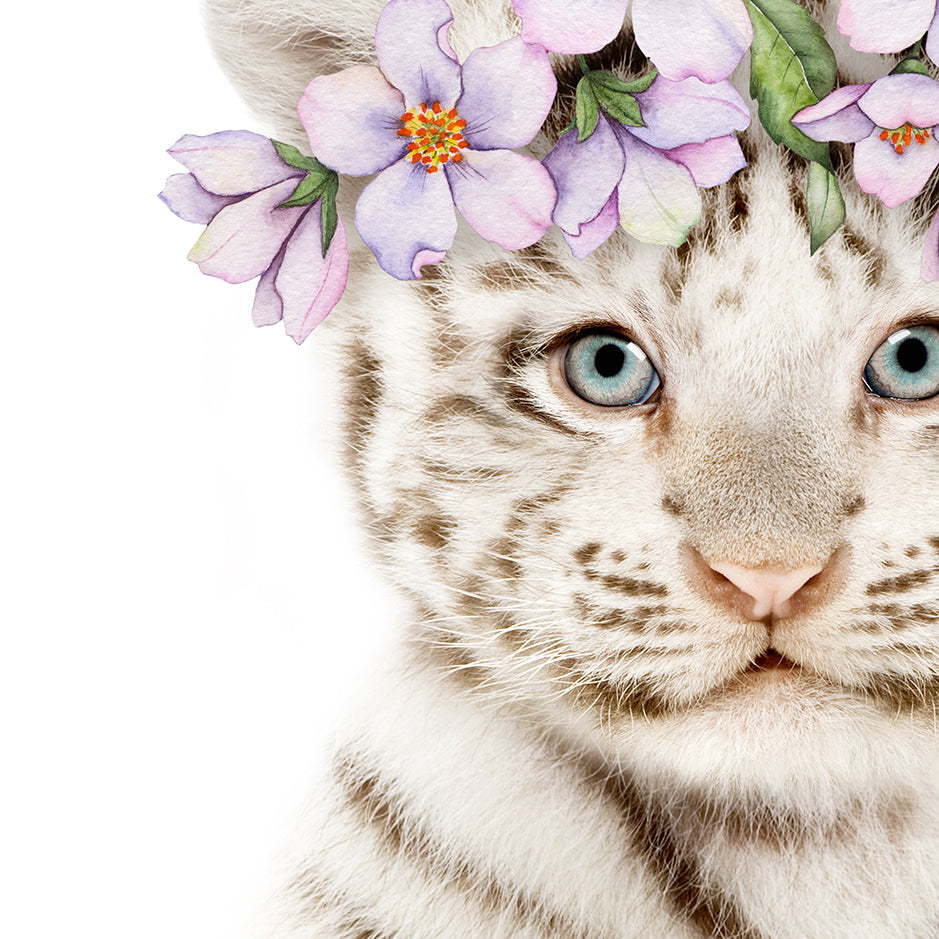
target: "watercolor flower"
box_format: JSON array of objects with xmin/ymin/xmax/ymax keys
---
[
  {"xmin": 793, "ymin": 73, "xmax": 939, "ymax": 208},
  {"xmin": 298, "ymin": 0, "xmax": 558, "ymax": 281},
  {"xmin": 837, "ymin": 0, "xmax": 939, "ymax": 61},
  {"xmin": 543, "ymin": 75, "xmax": 750, "ymax": 255},
  {"xmin": 511, "ymin": 0, "xmax": 753, "ymax": 82},
  {"xmin": 160, "ymin": 130, "xmax": 349, "ymax": 344}
]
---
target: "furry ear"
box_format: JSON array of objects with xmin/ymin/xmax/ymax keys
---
[{"xmin": 204, "ymin": 0, "xmax": 386, "ymax": 144}]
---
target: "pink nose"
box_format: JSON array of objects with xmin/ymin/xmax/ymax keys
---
[{"xmin": 709, "ymin": 561, "xmax": 824, "ymax": 620}]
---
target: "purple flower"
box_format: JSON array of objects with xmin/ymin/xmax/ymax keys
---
[
  {"xmin": 298, "ymin": 0, "xmax": 558, "ymax": 281},
  {"xmin": 793, "ymin": 73, "xmax": 939, "ymax": 208},
  {"xmin": 511, "ymin": 0, "xmax": 753, "ymax": 82},
  {"xmin": 837, "ymin": 0, "xmax": 939, "ymax": 61},
  {"xmin": 543, "ymin": 76, "xmax": 750, "ymax": 255},
  {"xmin": 160, "ymin": 131, "xmax": 349, "ymax": 345}
]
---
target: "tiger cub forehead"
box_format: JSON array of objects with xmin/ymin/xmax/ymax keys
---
[{"xmin": 373, "ymin": 148, "xmax": 931, "ymax": 397}]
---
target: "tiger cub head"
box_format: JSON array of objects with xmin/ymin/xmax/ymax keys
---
[{"xmin": 207, "ymin": 0, "xmax": 939, "ymax": 810}]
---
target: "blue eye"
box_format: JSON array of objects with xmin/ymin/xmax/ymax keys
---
[
  {"xmin": 564, "ymin": 331, "xmax": 659, "ymax": 407},
  {"xmin": 864, "ymin": 325, "xmax": 939, "ymax": 400}
]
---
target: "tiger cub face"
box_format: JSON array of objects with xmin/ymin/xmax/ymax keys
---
[{"xmin": 208, "ymin": 0, "xmax": 939, "ymax": 812}]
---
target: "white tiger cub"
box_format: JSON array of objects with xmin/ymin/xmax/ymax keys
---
[{"xmin": 206, "ymin": 0, "xmax": 939, "ymax": 936}]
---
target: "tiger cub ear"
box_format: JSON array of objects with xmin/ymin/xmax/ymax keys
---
[{"xmin": 204, "ymin": 0, "xmax": 387, "ymax": 142}]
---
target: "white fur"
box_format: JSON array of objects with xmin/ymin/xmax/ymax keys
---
[{"xmin": 206, "ymin": 1, "xmax": 939, "ymax": 936}]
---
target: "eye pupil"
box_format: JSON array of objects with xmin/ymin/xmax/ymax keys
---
[
  {"xmin": 896, "ymin": 337, "xmax": 928, "ymax": 373},
  {"xmin": 594, "ymin": 344, "xmax": 625, "ymax": 378},
  {"xmin": 865, "ymin": 324, "xmax": 939, "ymax": 400}
]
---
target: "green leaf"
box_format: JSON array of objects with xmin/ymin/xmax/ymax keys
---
[
  {"xmin": 587, "ymin": 69, "xmax": 657, "ymax": 96},
  {"xmin": 575, "ymin": 76, "xmax": 600, "ymax": 141},
  {"xmin": 278, "ymin": 170, "xmax": 333, "ymax": 209},
  {"xmin": 806, "ymin": 161, "xmax": 845, "ymax": 254},
  {"xmin": 891, "ymin": 57, "xmax": 930, "ymax": 76},
  {"xmin": 594, "ymin": 84, "xmax": 644, "ymax": 126},
  {"xmin": 271, "ymin": 139, "xmax": 331, "ymax": 174},
  {"xmin": 744, "ymin": 0, "xmax": 837, "ymax": 168},
  {"xmin": 319, "ymin": 175, "xmax": 339, "ymax": 257}
]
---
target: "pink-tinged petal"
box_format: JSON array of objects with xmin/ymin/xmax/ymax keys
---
[
  {"xmin": 355, "ymin": 161, "xmax": 457, "ymax": 280},
  {"xmin": 664, "ymin": 135, "xmax": 746, "ymax": 187},
  {"xmin": 542, "ymin": 117, "xmax": 625, "ymax": 235},
  {"xmin": 858, "ymin": 73, "xmax": 939, "ymax": 130},
  {"xmin": 921, "ymin": 209, "xmax": 939, "ymax": 281},
  {"xmin": 513, "ymin": 0, "xmax": 628, "ymax": 55},
  {"xmin": 375, "ymin": 0, "xmax": 462, "ymax": 106},
  {"xmin": 457, "ymin": 38, "xmax": 557, "ymax": 150},
  {"xmin": 252, "ymin": 246, "xmax": 286, "ymax": 327},
  {"xmin": 168, "ymin": 131, "xmax": 302, "ymax": 196},
  {"xmin": 298, "ymin": 66, "xmax": 407, "ymax": 176},
  {"xmin": 853, "ymin": 130, "xmax": 939, "ymax": 207},
  {"xmin": 159, "ymin": 173, "xmax": 240, "ymax": 224},
  {"xmin": 630, "ymin": 77, "xmax": 750, "ymax": 150},
  {"xmin": 447, "ymin": 149, "xmax": 557, "ymax": 249},
  {"xmin": 187, "ymin": 178, "xmax": 306, "ymax": 283},
  {"xmin": 837, "ymin": 0, "xmax": 934, "ymax": 53},
  {"xmin": 632, "ymin": 0, "xmax": 753, "ymax": 82},
  {"xmin": 792, "ymin": 84, "xmax": 875, "ymax": 142},
  {"xmin": 615, "ymin": 130, "xmax": 701, "ymax": 246},
  {"xmin": 412, "ymin": 249, "xmax": 449, "ymax": 276},
  {"xmin": 563, "ymin": 192, "xmax": 620, "ymax": 259},
  {"xmin": 928, "ymin": 9, "xmax": 939, "ymax": 65},
  {"xmin": 276, "ymin": 212, "xmax": 350, "ymax": 343}
]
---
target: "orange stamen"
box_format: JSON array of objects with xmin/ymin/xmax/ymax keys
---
[
  {"xmin": 397, "ymin": 101, "xmax": 470, "ymax": 173},
  {"xmin": 881, "ymin": 121, "xmax": 932, "ymax": 153}
]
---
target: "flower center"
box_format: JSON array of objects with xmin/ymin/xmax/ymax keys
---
[
  {"xmin": 878, "ymin": 122, "xmax": 931, "ymax": 154},
  {"xmin": 396, "ymin": 101, "xmax": 469, "ymax": 173}
]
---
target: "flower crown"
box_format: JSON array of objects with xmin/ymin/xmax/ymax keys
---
[{"xmin": 161, "ymin": 0, "xmax": 939, "ymax": 344}]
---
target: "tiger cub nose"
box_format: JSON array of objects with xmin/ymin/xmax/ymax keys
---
[{"xmin": 709, "ymin": 561, "xmax": 825, "ymax": 620}]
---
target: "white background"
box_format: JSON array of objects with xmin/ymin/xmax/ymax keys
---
[{"xmin": 3, "ymin": 3, "xmax": 397, "ymax": 936}]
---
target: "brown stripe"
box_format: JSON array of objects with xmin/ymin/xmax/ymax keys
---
[
  {"xmin": 572, "ymin": 542, "xmax": 602, "ymax": 566},
  {"xmin": 409, "ymin": 624, "xmax": 492, "ymax": 696},
  {"xmin": 555, "ymin": 656, "xmax": 673, "ymax": 721},
  {"xmin": 412, "ymin": 512, "xmax": 457, "ymax": 549},
  {"xmin": 286, "ymin": 866, "xmax": 398, "ymax": 938},
  {"xmin": 841, "ymin": 225, "xmax": 888, "ymax": 289},
  {"xmin": 420, "ymin": 458, "xmax": 510, "ymax": 483},
  {"xmin": 341, "ymin": 341, "xmax": 383, "ymax": 495},
  {"xmin": 421, "ymin": 394, "xmax": 512, "ymax": 429},
  {"xmin": 332, "ymin": 751, "xmax": 607, "ymax": 939},
  {"xmin": 856, "ymin": 672, "xmax": 939, "ymax": 710},
  {"xmin": 866, "ymin": 568, "xmax": 934, "ymax": 596},
  {"xmin": 572, "ymin": 595, "xmax": 671, "ymax": 630},
  {"xmin": 501, "ymin": 377, "xmax": 593, "ymax": 437},
  {"xmin": 572, "ymin": 756, "xmax": 769, "ymax": 939},
  {"xmin": 865, "ymin": 601, "xmax": 939, "ymax": 631},
  {"xmin": 584, "ymin": 566, "xmax": 670, "ymax": 598}
]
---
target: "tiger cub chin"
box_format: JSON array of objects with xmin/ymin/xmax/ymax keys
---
[{"xmin": 205, "ymin": 0, "xmax": 939, "ymax": 935}]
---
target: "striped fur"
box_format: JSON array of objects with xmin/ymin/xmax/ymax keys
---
[{"xmin": 207, "ymin": 2, "xmax": 939, "ymax": 936}]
